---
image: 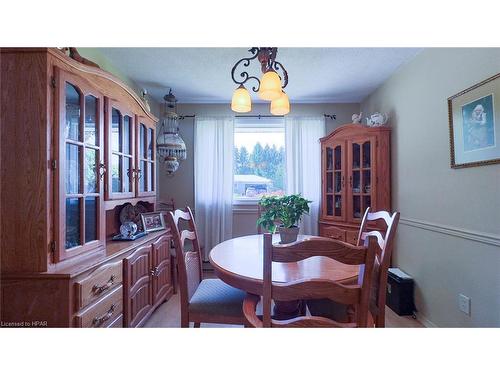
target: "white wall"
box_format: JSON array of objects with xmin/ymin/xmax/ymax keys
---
[
  {"xmin": 361, "ymin": 48, "xmax": 500, "ymax": 327},
  {"xmin": 78, "ymin": 48, "xmax": 161, "ymax": 116},
  {"xmin": 157, "ymin": 103, "xmax": 360, "ymax": 237}
]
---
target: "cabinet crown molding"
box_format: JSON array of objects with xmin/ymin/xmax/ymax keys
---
[
  {"xmin": 320, "ymin": 123, "xmax": 391, "ymax": 143},
  {"xmin": 1, "ymin": 48, "xmax": 157, "ymax": 123}
]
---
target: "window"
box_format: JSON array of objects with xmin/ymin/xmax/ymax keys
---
[{"xmin": 233, "ymin": 118, "xmax": 285, "ymax": 202}]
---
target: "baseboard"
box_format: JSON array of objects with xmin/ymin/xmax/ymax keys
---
[{"xmin": 414, "ymin": 311, "xmax": 438, "ymax": 328}]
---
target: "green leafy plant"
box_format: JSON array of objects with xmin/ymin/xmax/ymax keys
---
[{"xmin": 256, "ymin": 194, "xmax": 312, "ymax": 233}]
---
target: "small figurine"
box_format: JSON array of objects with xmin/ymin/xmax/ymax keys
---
[
  {"xmin": 351, "ymin": 112, "xmax": 363, "ymax": 124},
  {"xmin": 61, "ymin": 47, "xmax": 100, "ymax": 68},
  {"xmin": 141, "ymin": 89, "xmax": 151, "ymax": 112},
  {"xmin": 366, "ymin": 112, "xmax": 389, "ymax": 126}
]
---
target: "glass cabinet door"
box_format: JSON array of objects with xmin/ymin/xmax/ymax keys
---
[
  {"xmin": 136, "ymin": 117, "xmax": 156, "ymax": 197},
  {"xmin": 323, "ymin": 142, "xmax": 345, "ymax": 220},
  {"xmin": 56, "ymin": 68, "xmax": 104, "ymax": 262},
  {"xmin": 105, "ymin": 99, "xmax": 135, "ymax": 200},
  {"xmin": 348, "ymin": 138, "xmax": 374, "ymax": 222}
]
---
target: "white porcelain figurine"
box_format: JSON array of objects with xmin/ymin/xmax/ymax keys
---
[
  {"xmin": 351, "ymin": 112, "xmax": 363, "ymax": 124},
  {"xmin": 366, "ymin": 112, "xmax": 389, "ymax": 126}
]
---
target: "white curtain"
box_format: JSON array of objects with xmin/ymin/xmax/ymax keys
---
[
  {"xmin": 285, "ymin": 116, "xmax": 326, "ymax": 235},
  {"xmin": 194, "ymin": 117, "xmax": 234, "ymax": 261}
]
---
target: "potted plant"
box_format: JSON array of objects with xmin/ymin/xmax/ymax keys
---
[{"xmin": 257, "ymin": 194, "xmax": 312, "ymax": 244}]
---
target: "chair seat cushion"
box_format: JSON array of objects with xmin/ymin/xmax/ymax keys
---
[
  {"xmin": 189, "ymin": 278, "xmax": 246, "ymax": 318},
  {"xmin": 306, "ymin": 299, "xmax": 350, "ymax": 322}
]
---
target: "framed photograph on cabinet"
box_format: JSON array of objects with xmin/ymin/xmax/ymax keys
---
[
  {"xmin": 140, "ymin": 212, "xmax": 166, "ymax": 233},
  {"xmin": 448, "ymin": 73, "xmax": 500, "ymax": 168}
]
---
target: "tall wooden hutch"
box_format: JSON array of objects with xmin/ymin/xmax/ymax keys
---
[
  {"xmin": 319, "ymin": 124, "xmax": 391, "ymax": 243},
  {"xmin": 0, "ymin": 48, "xmax": 173, "ymax": 327}
]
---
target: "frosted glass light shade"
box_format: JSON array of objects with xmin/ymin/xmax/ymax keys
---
[
  {"xmin": 258, "ymin": 71, "xmax": 282, "ymax": 101},
  {"xmin": 270, "ymin": 91, "xmax": 290, "ymax": 116},
  {"xmin": 231, "ymin": 86, "xmax": 251, "ymax": 113}
]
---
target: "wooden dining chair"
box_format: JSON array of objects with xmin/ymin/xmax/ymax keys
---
[
  {"xmin": 166, "ymin": 207, "xmax": 248, "ymax": 327},
  {"xmin": 307, "ymin": 207, "xmax": 400, "ymax": 327},
  {"xmin": 243, "ymin": 233, "xmax": 378, "ymax": 328}
]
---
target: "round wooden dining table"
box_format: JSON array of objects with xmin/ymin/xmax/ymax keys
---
[{"xmin": 209, "ymin": 234, "xmax": 360, "ymax": 319}]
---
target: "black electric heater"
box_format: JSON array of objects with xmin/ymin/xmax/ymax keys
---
[{"xmin": 386, "ymin": 268, "xmax": 416, "ymax": 317}]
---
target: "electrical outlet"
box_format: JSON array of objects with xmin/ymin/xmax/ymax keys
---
[{"xmin": 459, "ymin": 294, "xmax": 471, "ymax": 315}]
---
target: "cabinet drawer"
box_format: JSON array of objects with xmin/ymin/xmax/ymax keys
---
[
  {"xmin": 321, "ymin": 226, "xmax": 346, "ymax": 241},
  {"xmin": 75, "ymin": 260, "xmax": 123, "ymax": 309},
  {"xmin": 107, "ymin": 314, "xmax": 123, "ymax": 328},
  {"xmin": 75, "ymin": 285, "xmax": 123, "ymax": 328},
  {"xmin": 346, "ymin": 230, "xmax": 359, "ymax": 245}
]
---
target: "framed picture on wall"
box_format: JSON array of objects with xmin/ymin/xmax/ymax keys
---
[{"xmin": 448, "ymin": 73, "xmax": 500, "ymax": 168}]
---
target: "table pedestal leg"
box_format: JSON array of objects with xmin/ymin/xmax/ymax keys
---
[{"xmin": 273, "ymin": 300, "xmax": 305, "ymax": 320}]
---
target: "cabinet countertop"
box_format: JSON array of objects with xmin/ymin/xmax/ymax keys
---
[{"xmin": 2, "ymin": 229, "xmax": 171, "ymax": 279}]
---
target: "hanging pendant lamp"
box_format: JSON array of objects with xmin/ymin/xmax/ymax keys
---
[
  {"xmin": 270, "ymin": 91, "xmax": 290, "ymax": 116},
  {"xmin": 231, "ymin": 84, "xmax": 252, "ymax": 113},
  {"xmin": 230, "ymin": 47, "xmax": 290, "ymax": 115},
  {"xmin": 156, "ymin": 89, "xmax": 187, "ymax": 175}
]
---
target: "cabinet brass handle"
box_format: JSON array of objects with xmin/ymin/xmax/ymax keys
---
[
  {"xmin": 150, "ymin": 266, "xmax": 160, "ymax": 277},
  {"xmin": 92, "ymin": 304, "xmax": 115, "ymax": 327},
  {"xmin": 341, "ymin": 176, "xmax": 345, "ymax": 188},
  {"xmin": 98, "ymin": 163, "xmax": 106, "ymax": 180},
  {"xmin": 92, "ymin": 275, "xmax": 115, "ymax": 295},
  {"xmin": 136, "ymin": 169, "xmax": 142, "ymax": 180}
]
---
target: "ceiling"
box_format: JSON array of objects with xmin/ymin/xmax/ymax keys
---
[{"xmin": 97, "ymin": 48, "xmax": 422, "ymax": 104}]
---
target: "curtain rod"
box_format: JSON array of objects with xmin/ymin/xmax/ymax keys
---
[
  {"xmin": 235, "ymin": 114, "xmax": 337, "ymax": 119},
  {"xmin": 178, "ymin": 114, "xmax": 337, "ymax": 119},
  {"xmin": 235, "ymin": 115, "xmax": 283, "ymax": 118}
]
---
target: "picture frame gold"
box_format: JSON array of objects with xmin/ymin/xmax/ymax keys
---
[{"xmin": 448, "ymin": 73, "xmax": 500, "ymax": 168}]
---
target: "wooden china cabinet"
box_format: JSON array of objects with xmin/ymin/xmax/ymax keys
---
[
  {"xmin": 319, "ymin": 123, "xmax": 391, "ymax": 243},
  {"xmin": 135, "ymin": 115, "xmax": 157, "ymax": 198},
  {"xmin": 54, "ymin": 67, "xmax": 107, "ymax": 262},
  {"xmin": 123, "ymin": 234, "xmax": 171, "ymax": 327},
  {"xmin": 105, "ymin": 100, "xmax": 156, "ymax": 201},
  {"xmin": 0, "ymin": 48, "xmax": 172, "ymax": 328}
]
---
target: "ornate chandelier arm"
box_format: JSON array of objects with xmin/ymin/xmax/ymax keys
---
[
  {"xmin": 231, "ymin": 47, "xmax": 261, "ymax": 92},
  {"xmin": 273, "ymin": 60, "xmax": 289, "ymax": 89}
]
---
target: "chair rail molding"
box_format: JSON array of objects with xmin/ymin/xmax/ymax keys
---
[{"xmin": 400, "ymin": 217, "xmax": 500, "ymax": 247}]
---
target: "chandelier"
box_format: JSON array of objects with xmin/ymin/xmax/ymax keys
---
[
  {"xmin": 230, "ymin": 47, "xmax": 290, "ymax": 115},
  {"xmin": 156, "ymin": 89, "xmax": 187, "ymax": 175}
]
